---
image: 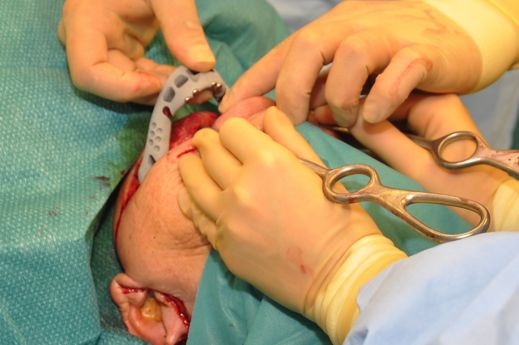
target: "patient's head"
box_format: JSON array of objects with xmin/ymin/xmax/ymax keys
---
[{"xmin": 110, "ymin": 97, "xmax": 273, "ymax": 345}]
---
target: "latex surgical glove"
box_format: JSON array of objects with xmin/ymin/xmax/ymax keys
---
[
  {"xmin": 220, "ymin": 0, "xmax": 519, "ymax": 126},
  {"xmin": 58, "ymin": 0, "xmax": 215, "ymax": 104},
  {"xmin": 347, "ymin": 93, "xmax": 517, "ymax": 230},
  {"xmin": 178, "ymin": 107, "xmax": 406, "ymax": 344}
]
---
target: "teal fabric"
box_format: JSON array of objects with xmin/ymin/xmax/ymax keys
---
[
  {"xmin": 0, "ymin": 0, "xmax": 470, "ymax": 344},
  {"xmin": 188, "ymin": 122, "xmax": 469, "ymax": 345},
  {"xmin": 0, "ymin": 1, "xmax": 288, "ymax": 344}
]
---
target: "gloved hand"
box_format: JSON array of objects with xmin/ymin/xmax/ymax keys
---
[
  {"xmin": 219, "ymin": 0, "xmax": 517, "ymax": 127},
  {"xmin": 178, "ymin": 107, "xmax": 406, "ymax": 344},
  {"xmin": 58, "ymin": 0, "xmax": 215, "ymax": 104},
  {"xmin": 347, "ymin": 93, "xmax": 516, "ymax": 230}
]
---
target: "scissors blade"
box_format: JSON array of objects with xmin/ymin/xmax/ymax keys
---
[
  {"xmin": 406, "ymin": 133, "xmax": 436, "ymax": 151},
  {"xmin": 299, "ymin": 158, "xmax": 329, "ymax": 178}
]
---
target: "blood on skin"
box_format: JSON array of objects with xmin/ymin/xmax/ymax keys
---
[
  {"xmin": 160, "ymin": 292, "xmax": 191, "ymax": 330},
  {"xmin": 119, "ymin": 285, "xmax": 191, "ymax": 341},
  {"xmin": 176, "ymin": 148, "xmax": 197, "ymax": 159},
  {"xmin": 114, "ymin": 111, "xmax": 218, "ymax": 338},
  {"xmin": 121, "ymin": 286, "xmax": 146, "ymax": 294},
  {"xmin": 114, "ymin": 111, "xmax": 218, "ymax": 240}
]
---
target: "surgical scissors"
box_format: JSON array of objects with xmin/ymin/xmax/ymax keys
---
[
  {"xmin": 407, "ymin": 131, "xmax": 519, "ymax": 178},
  {"xmin": 299, "ymin": 158, "xmax": 490, "ymax": 242},
  {"xmin": 324, "ymin": 125, "xmax": 519, "ymax": 178}
]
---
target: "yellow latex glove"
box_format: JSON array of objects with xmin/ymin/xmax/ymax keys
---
[
  {"xmin": 178, "ymin": 107, "xmax": 406, "ymax": 344},
  {"xmin": 347, "ymin": 94, "xmax": 513, "ymax": 229},
  {"xmin": 220, "ymin": 0, "xmax": 518, "ymax": 127},
  {"xmin": 58, "ymin": 0, "xmax": 215, "ymax": 104}
]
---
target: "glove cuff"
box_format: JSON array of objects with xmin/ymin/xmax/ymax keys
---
[
  {"xmin": 487, "ymin": 0, "xmax": 519, "ymax": 27},
  {"xmin": 305, "ymin": 234, "xmax": 407, "ymax": 345},
  {"xmin": 423, "ymin": 0, "xmax": 519, "ymax": 89},
  {"xmin": 492, "ymin": 178, "xmax": 519, "ymax": 231}
]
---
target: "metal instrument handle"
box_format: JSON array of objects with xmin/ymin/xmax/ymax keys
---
[
  {"xmin": 412, "ymin": 131, "xmax": 519, "ymax": 178},
  {"xmin": 322, "ymin": 164, "xmax": 490, "ymax": 242}
]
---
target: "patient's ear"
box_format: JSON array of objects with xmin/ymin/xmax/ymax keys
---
[{"xmin": 110, "ymin": 273, "xmax": 189, "ymax": 345}]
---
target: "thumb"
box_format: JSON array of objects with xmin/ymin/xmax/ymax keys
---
[{"xmin": 152, "ymin": 0, "xmax": 215, "ymax": 71}]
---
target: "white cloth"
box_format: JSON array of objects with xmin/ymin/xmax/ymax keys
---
[{"xmin": 346, "ymin": 232, "xmax": 519, "ymax": 345}]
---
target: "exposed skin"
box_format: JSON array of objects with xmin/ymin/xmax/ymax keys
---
[
  {"xmin": 110, "ymin": 97, "xmax": 273, "ymax": 345},
  {"xmin": 112, "ymin": 137, "xmax": 211, "ymax": 345}
]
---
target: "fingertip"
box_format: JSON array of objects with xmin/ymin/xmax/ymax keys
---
[
  {"xmin": 219, "ymin": 116, "xmax": 250, "ymax": 135},
  {"xmin": 218, "ymin": 92, "xmax": 232, "ymax": 112},
  {"xmin": 185, "ymin": 44, "xmax": 216, "ymax": 72},
  {"xmin": 154, "ymin": 0, "xmax": 215, "ymax": 71},
  {"xmin": 330, "ymin": 105, "xmax": 358, "ymax": 127},
  {"xmin": 192, "ymin": 128, "xmax": 219, "ymax": 151},
  {"xmin": 218, "ymin": 86, "xmax": 246, "ymax": 114},
  {"xmin": 361, "ymin": 100, "xmax": 391, "ymax": 124},
  {"xmin": 278, "ymin": 102, "xmax": 308, "ymax": 125}
]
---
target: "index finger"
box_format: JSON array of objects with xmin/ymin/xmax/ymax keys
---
[{"xmin": 219, "ymin": 35, "xmax": 294, "ymax": 112}]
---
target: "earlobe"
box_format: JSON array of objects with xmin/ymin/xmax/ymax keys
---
[{"xmin": 110, "ymin": 274, "xmax": 189, "ymax": 345}]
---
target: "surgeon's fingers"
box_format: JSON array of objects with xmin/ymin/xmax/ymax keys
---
[
  {"xmin": 178, "ymin": 154, "xmax": 222, "ymax": 221},
  {"xmin": 74, "ymin": 62, "xmax": 163, "ymax": 102},
  {"xmin": 350, "ymin": 116, "xmax": 431, "ymax": 180},
  {"xmin": 275, "ymin": 26, "xmax": 356, "ymax": 124},
  {"xmin": 219, "ymin": 117, "xmax": 284, "ymax": 164},
  {"xmin": 63, "ymin": 25, "xmax": 163, "ymax": 102},
  {"xmin": 325, "ymin": 31, "xmax": 393, "ymax": 127},
  {"xmin": 151, "ymin": 0, "xmax": 215, "ymax": 72},
  {"xmin": 361, "ymin": 45, "xmax": 440, "ymax": 124},
  {"xmin": 192, "ymin": 128, "xmax": 241, "ymax": 189},
  {"xmin": 178, "ymin": 187, "xmax": 219, "ymax": 248},
  {"xmin": 219, "ymin": 37, "xmax": 293, "ymax": 113},
  {"xmin": 262, "ymin": 107, "xmax": 322, "ymax": 163}
]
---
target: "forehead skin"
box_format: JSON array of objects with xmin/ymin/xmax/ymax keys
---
[{"xmin": 116, "ymin": 141, "xmax": 211, "ymax": 313}]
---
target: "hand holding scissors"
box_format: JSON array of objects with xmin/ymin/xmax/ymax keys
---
[
  {"xmin": 299, "ymin": 159, "xmax": 490, "ymax": 242},
  {"xmin": 407, "ymin": 131, "xmax": 519, "ymax": 178},
  {"xmin": 343, "ymin": 94, "xmax": 512, "ymax": 229}
]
